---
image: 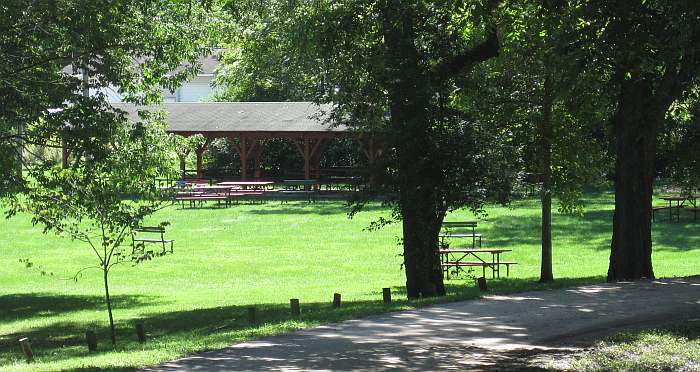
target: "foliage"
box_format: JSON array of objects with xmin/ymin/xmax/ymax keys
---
[
  {"xmin": 0, "ymin": 0, "xmax": 222, "ymax": 344},
  {"xmin": 0, "ymin": 0, "xmax": 220, "ymax": 192},
  {"xmin": 223, "ymin": 0, "xmax": 516, "ymax": 298},
  {"xmin": 10, "ymin": 113, "xmax": 177, "ymax": 344}
]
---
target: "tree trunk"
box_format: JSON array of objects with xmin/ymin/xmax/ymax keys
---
[
  {"xmin": 607, "ymin": 77, "xmax": 660, "ymax": 281},
  {"xmin": 383, "ymin": 2, "xmax": 446, "ymax": 299},
  {"xmin": 103, "ymin": 267, "xmax": 116, "ymax": 345},
  {"xmin": 539, "ymin": 76, "xmax": 554, "ymax": 283}
]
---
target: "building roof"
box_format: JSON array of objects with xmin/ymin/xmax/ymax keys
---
[{"xmin": 112, "ymin": 102, "xmax": 349, "ymax": 136}]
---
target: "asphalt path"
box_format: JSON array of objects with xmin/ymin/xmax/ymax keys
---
[{"xmin": 143, "ymin": 277, "xmax": 700, "ymax": 371}]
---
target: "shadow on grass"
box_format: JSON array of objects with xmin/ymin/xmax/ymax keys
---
[
  {"xmin": 482, "ymin": 206, "xmax": 699, "ymax": 252},
  {"xmin": 0, "ymin": 276, "xmax": 604, "ymax": 370},
  {"xmin": 0, "ymin": 293, "xmax": 162, "ymax": 323},
  {"xmin": 246, "ymin": 202, "xmax": 387, "ymax": 216}
]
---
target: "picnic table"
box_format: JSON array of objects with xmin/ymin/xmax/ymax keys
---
[
  {"xmin": 439, "ymin": 248, "xmax": 515, "ymax": 279},
  {"xmin": 658, "ymin": 195, "xmax": 698, "ymax": 222},
  {"xmin": 217, "ymin": 181, "xmax": 275, "ymax": 190}
]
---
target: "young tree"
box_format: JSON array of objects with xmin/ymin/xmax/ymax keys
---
[
  {"xmin": 458, "ymin": 2, "xmax": 610, "ymax": 282},
  {"xmin": 226, "ymin": 0, "xmax": 511, "ymax": 298},
  {"xmin": 13, "ymin": 114, "xmax": 176, "ymax": 345},
  {"xmin": 1, "ymin": 0, "xmax": 220, "ymax": 343}
]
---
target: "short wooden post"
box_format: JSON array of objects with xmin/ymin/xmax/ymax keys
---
[
  {"xmin": 247, "ymin": 306, "xmax": 257, "ymax": 324},
  {"xmin": 333, "ymin": 293, "xmax": 341, "ymax": 308},
  {"xmin": 135, "ymin": 323, "xmax": 146, "ymax": 343},
  {"xmin": 85, "ymin": 330, "xmax": 97, "ymax": 352},
  {"xmin": 382, "ymin": 288, "xmax": 391, "ymax": 304},
  {"xmin": 290, "ymin": 298, "xmax": 300, "ymax": 316},
  {"xmin": 477, "ymin": 277, "xmax": 487, "ymax": 292},
  {"xmin": 18, "ymin": 337, "xmax": 33, "ymax": 363}
]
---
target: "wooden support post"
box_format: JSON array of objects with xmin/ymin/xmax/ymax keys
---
[
  {"xmin": 85, "ymin": 330, "xmax": 97, "ymax": 352},
  {"xmin": 382, "ymin": 288, "xmax": 391, "ymax": 304},
  {"xmin": 333, "ymin": 293, "xmax": 341, "ymax": 308},
  {"xmin": 290, "ymin": 298, "xmax": 300, "ymax": 316},
  {"xmin": 253, "ymin": 142, "xmax": 265, "ymax": 179},
  {"xmin": 477, "ymin": 277, "xmax": 487, "ymax": 292},
  {"xmin": 240, "ymin": 137, "xmax": 249, "ymax": 180},
  {"xmin": 303, "ymin": 138, "xmax": 311, "ymax": 180},
  {"xmin": 248, "ymin": 306, "xmax": 257, "ymax": 324},
  {"xmin": 18, "ymin": 337, "xmax": 33, "ymax": 363},
  {"xmin": 135, "ymin": 323, "xmax": 146, "ymax": 343}
]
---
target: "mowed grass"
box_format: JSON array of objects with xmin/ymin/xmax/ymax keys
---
[{"xmin": 0, "ymin": 191, "xmax": 698, "ymax": 371}]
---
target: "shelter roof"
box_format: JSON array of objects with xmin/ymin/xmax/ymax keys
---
[{"xmin": 112, "ymin": 102, "xmax": 348, "ymax": 135}]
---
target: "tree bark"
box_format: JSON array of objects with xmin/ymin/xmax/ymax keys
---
[
  {"xmin": 103, "ymin": 267, "xmax": 116, "ymax": 345},
  {"xmin": 383, "ymin": 1, "xmax": 446, "ymax": 299},
  {"xmin": 539, "ymin": 76, "xmax": 554, "ymax": 283},
  {"xmin": 607, "ymin": 77, "xmax": 660, "ymax": 281}
]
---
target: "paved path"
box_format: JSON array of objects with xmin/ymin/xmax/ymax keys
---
[{"xmin": 144, "ymin": 277, "xmax": 700, "ymax": 371}]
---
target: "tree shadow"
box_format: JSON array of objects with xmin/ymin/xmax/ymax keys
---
[
  {"xmin": 137, "ymin": 277, "xmax": 697, "ymax": 372},
  {"xmin": 481, "ymin": 207, "xmax": 699, "ymax": 252},
  {"xmin": 0, "ymin": 293, "xmax": 162, "ymax": 323},
  {"xmin": 0, "ymin": 276, "xmax": 605, "ymax": 370}
]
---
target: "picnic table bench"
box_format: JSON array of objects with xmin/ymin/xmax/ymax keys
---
[
  {"xmin": 279, "ymin": 179, "xmax": 319, "ymax": 202},
  {"xmin": 440, "ymin": 221, "xmax": 481, "ymax": 248},
  {"xmin": 131, "ymin": 226, "xmax": 173, "ymax": 254},
  {"xmin": 653, "ymin": 195, "xmax": 698, "ymax": 222},
  {"xmin": 439, "ymin": 248, "xmax": 515, "ymax": 279}
]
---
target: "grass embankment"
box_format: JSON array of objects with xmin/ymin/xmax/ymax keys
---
[
  {"xmin": 571, "ymin": 321, "xmax": 700, "ymax": 371},
  {"xmin": 0, "ymin": 192, "xmax": 698, "ymax": 371}
]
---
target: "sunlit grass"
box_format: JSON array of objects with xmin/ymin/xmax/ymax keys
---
[{"xmin": 0, "ymin": 191, "xmax": 698, "ymax": 371}]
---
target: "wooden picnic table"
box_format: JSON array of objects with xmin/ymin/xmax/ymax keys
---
[
  {"xmin": 217, "ymin": 181, "xmax": 275, "ymax": 190},
  {"xmin": 659, "ymin": 195, "xmax": 697, "ymax": 222},
  {"xmin": 439, "ymin": 248, "xmax": 514, "ymax": 279}
]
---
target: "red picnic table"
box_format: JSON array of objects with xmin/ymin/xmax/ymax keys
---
[{"xmin": 217, "ymin": 181, "xmax": 275, "ymax": 190}]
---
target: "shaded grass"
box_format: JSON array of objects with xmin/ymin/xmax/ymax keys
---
[
  {"xmin": 570, "ymin": 320, "xmax": 700, "ymax": 371},
  {"xmin": 0, "ymin": 192, "xmax": 698, "ymax": 371}
]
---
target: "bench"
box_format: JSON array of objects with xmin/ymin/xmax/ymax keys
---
[
  {"xmin": 651, "ymin": 206, "xmax": 670, "ymax": 222},
  {"xmin": 689, "ymin": 208, "xmax": 700, "ymax": 222},
  {"xmin": 131, "ymin": 226, "xmax": 173, "ymax": 255},
  {"xmin": 283, "ymin": 179, "xmax": 319, "ymax": 190},
  {"xmin": 176, "ymin": 194, "xmax": 228, "ymax": 208},
  {"xmin": 441, "ymin": 221, "xmax": 481, "ymax": 248},
  {"xmin": 441, "ymin": 261, "xmax": 517, "ymax": 278}
]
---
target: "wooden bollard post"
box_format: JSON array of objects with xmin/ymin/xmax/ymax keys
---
[
  {"xmin": 18, "ymin": 337, "xmax": 33, "ymax": 363},
  {"xmin": 290, "ymin": 298, "xmax": 300, "ymax": 316},
  {"xmin": 382, "ymin": 288, "xmax": 391, "ymax": 304},
  {"xmin": 135, "ymin": 323, "xmax": 146, "ymax": 343},
  {"xmin": 333, "ymin": 293, "xmax": 341, "ymax": 308},
  {"xmin": 477, "ymin": 277, "xmax": 487, "ymax": 292},
  {"xmin": 85, "ymin": 330, "xmax": 97, "ymax": 352},
  {"xmin": 248, "ymin": 306, "xmax": 257, "ymax": 324}
]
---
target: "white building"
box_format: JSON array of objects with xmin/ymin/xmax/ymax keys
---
[{"xmin": 97, "ymin": 52, "xmax": 221, "ymax": 103}]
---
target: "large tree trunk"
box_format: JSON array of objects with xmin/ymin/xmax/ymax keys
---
[
  {"xmin": 400, "ymin": 190, "xmax": 446, "ymax": 299},
  {"xmin": 539, "ymin": 76, "xmax": 554, "ymax": 283},
  {"xmin": 608, "ymin": 77, "xmax": 661, "ymax": 281},
  {"xmin": 383, "ymin": 1, "xmax": 446, "ymax": 299}
]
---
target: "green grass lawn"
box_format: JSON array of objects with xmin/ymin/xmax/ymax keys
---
[{"xmin": 0, "ymin": 191, "xmax": 698, "ymax": 371}]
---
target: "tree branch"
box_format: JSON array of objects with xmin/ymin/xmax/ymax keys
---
[{"xmin": 433, "ymin": 25, "xmax": 500, "ymax": 83}]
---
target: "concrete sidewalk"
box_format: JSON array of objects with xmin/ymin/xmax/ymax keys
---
[{"xmin": 143, "ymin": 277, "xmax": 700, "ymax": 371}]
